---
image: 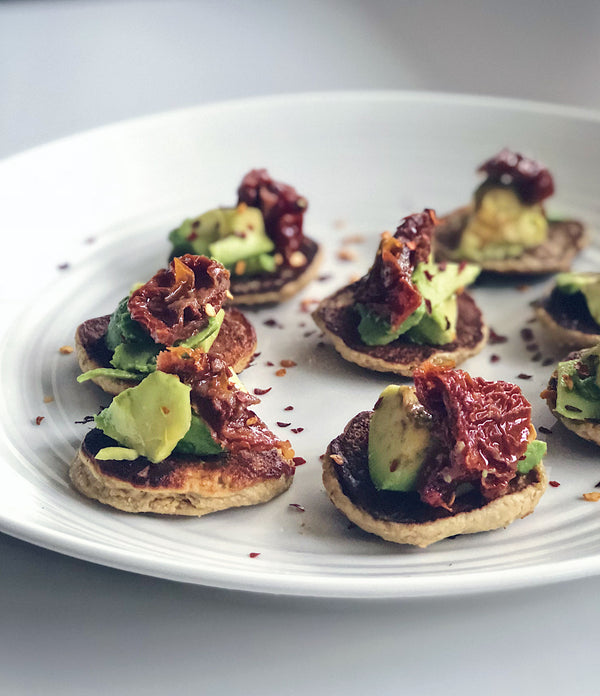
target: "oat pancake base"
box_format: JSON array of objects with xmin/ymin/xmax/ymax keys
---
[{"xmin": 2, "ymin": 93, "xmax": 600, "ymax": 598}]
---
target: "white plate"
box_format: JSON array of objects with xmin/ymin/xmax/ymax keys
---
[{"xmin": 1, "ymin": 92, "xmax": 600, "ymax": 598}]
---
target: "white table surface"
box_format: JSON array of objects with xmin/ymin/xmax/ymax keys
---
[{"xmin": 2, "ymin": 2, "xmax": 600, "ymax": 694}]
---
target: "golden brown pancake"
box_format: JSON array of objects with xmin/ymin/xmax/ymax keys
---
[
  {"xmin": 71, "ymin": 428, "xmax": 295, "ymax": 516},
  {"xmin": 434, "ymin": 206, "xmax": 587, "ymax": 274},
  {"xmin": 75, "ymin": 307, "xmax": 257, "ymax": 395},
  {"xmin": 312, "ymin": 284, "xmax": 487, "ymax": 375},
  {"xmin": 532, "ymin": 294, "xmax": 600, "ymax": 350},
  {"xmin": 322, "ymin": 411, "xmax": 547, "ymax": 547}
]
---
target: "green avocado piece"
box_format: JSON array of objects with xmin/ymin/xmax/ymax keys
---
[
  {"xmin": 95, "ymin": 446, "xmax": 140, "ymax": 461},
  {"xmin": 77, "ymin": 367, "xmax": 142, "ymax": 384},
  {"xmin": 179, "ymin": 308, "xmax": 225, "ymax": 351},
  {"xmin": 208, "ymin": 207, "xmax": 274, "ymax": 268},
  {"xmin": 458, "ymin": 187, "xmax": 548, "ymax": 261},
  {"xmin": 94, "ymin": 371, "xmax": 192, "ymax": 463},
  {"xmin": 168, "ymin": 208, "xmax": 235, "ymax": 256},
  {"xmin": 240, "ymin": 252, "xmax": 277, "ymax": 275},
  {"xmin": 555, "ymin": 347, "xmax": 600, "ymax": 420},
  {"xmin": 516, "ymin": 440, "xmax": 547, "ymax": 474},
  {"xmin": 106, "ymin": 296, "xmax": 152, "ymax": 352},
  {"xmin": 356, "ymin": 302, "xmax": 425, "ymax": 346},
  {"xmin": 555, "ymin": 272, "xmax": 600, "ymax": 325},
  {"xmin": 412, "ymin": 260, "xmax": 480, "ymax": 306},
  {"xmin": 174, "ymin": 413, "xmax": 224, "ymax": 456},
  {"xmin": 368, "ymin": 385, "xmax": 435, "ymax": 491},
  {"xmin": 110, "ymin": 341, "xmax": 161, "ymax": 374},
  {"xmin": 407, "ymin": 296, "xmax": 457, "ymax": 345}
]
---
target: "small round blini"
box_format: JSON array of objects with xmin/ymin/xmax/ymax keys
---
[
  {"xmin": 322, "ymin": 411, "xmax": 547, "ymax": 548},
  {"xmin": 434, "ymin": 206, "xmax": 588, "ymax": 274},
  {"xmin": 532, "ymin": 299, "xmax": 600, "ymax": 350},
  {"xmin": 70, "ymin": 429, "xmax": 295, "ymax": 516},
  {"xmin": 312, "ymin": 284, "xmax": 487, "ymax": 376},
  {"xmin": 75, "ymin": 307, "xmax": 257, "ymax": 396}
]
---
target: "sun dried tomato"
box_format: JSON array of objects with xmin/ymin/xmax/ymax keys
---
[
  {"xmin": 414, "ymin": 361, "xmax": 532, "ymax": 509},
  {"xmin": 156, "ymin": 347, "xmax": 281, "ymax": 454},
  {"xmin": 476, "ymin": 148, "xmax": 554, "ymax": 205},
  {"xmin": 128, "ymin": 255, "xmax": 229, "ymax": 346},
  {"xmin": 355, "ymin": 210, "xmax": 436, "ymax": 330},
  {"xmin": 237, "ymin": 169, "xmax": 307, "ymax": 264}
]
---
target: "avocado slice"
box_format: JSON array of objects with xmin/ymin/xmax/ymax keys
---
[
  {"xmin": 356, "ymin": 302, "xmax": 425, "ymax": 346},
  {"xmin": 95, "ymin": 371, "xmax": 192, "ymax": 463},
  {"xmin": 458, "ymin": 187, "xmax": 548, "ymax": 261},
  {"xmin": 368, "ymin": 385, "xmax": 435, "ymax": 491},
  {"xmin": 517, "ymin": 440, "xmax": 547, "ymax": 474},
  {"xmin": 174, "ymin": 414, "xmax": 224, "ymax": 456},
  {"xmin": 208, "ymin": 206, "xmax": 274, "ymax": 268},
  {"xmin": 407, "ymin": 295, "xmax": 457, "ymax": 345},
  {"xmin": 168, "ymin": 208, "xmax": 235, "ymax": 256}
]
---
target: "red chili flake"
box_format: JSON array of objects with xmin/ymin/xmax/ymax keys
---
[
  {"xmin": 538, "ymin": 426, "xmax": 553, "ymax": 435},
  {"xmin": 187, "ymin": 231, "xmax": 198, "ymax": 241},
  {"xmin": 373, "ymin": 397, "xmax": 383, "ymax": 410},
  {"xmin": 318, "ymin": 274, "xmax": 332, "ymax": 282},
  {"xmin": 263, "ymin": 318, "xmax": 281, "ymax": 328},
  {"xmin": 490, "ymin": 354, "xmax": 501, "ymax": 363},
  {"xmin": 265, "ymin": 361, "xmax": 274, "ymax": 367},
  {"xmin": 489, "ymin": 328, "xmax": 508, "ymax": 344},
  {"xmin": 525, "ymin": 343, "xmax": 539, "ymax": 352},
  {"xmin": 542, "ymin": 357, "xmax": 554, "ymax": 367},
  {"xmin": 253, "ymin": 387, "xmax": 272, "ymax": 396},
  {"xmin": 289, "ymin": 503, "xmax": 305, "ymax": 512},
  {"xmin": 277, "ymin": 422, "xmax": 291, "ymax": 428},
  {"xmin": 253, "ymin": 352, "xmax": 261, "ymax": 359},
  {"xmin": 280, "ymin": 359, "xmax": 297, "ymax": 368},
  {"xmin": 424, "ymin": 298, "xmax": 432, "ymax": 314},
  {"xmin": 458, "ymin": 260, "xmax": 467, "ymax": 272},
  {"xmin": 424, "ymin": 270, "xmax": 434, "ymax": 281},
  {"xmin": 549, "ymin": 480, "xmax": 561, "ymax": 487},
  {"xmin": 191, "ymin": 220, "xmax": 200, "ymax": 229},
  {"xmin": 248, "ymin": 552, "xmax": 261, "ymax": 558},
  {"xmin": 520, "ymin": 328, "xmax": 535, "ymax": 342},
  {"xmin": 57, "ymin": 262, "xmax": 70, "ymax": 270},
  {"xmin": 293, "ymin": 457, "xmax": 306, "ymax": 466},
  {"xmin": 35, "ymin": 416, "xmax": 45, "ymax": 425},
  {"xmin": 275, "ymin": 368, "xmax": 287, "ymax": 377},
  {"xmin": 303, "ymin": 331, "xmax": 316, "ymax": 338},
  {"xmin": 517, "ymin": 373, "xmax": 532, "ymax": 380},
  {"xmin": 291, "ymin": 428, "xmax": 304, "ymax": 434},
  {"xmin": 389, "ymin": 459, "xmax": 399, "ymax": 472}
]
